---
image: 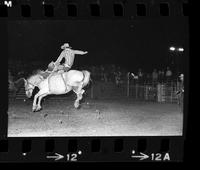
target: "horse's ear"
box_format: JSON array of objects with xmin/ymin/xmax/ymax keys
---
[{"xmin": 23, "ymin": 78, "xmax": 27, "ymax": 86}]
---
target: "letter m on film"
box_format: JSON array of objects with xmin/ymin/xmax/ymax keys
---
[{"xmin": 4, "ymin": 1, "xmax": 12, "ymax": 7}]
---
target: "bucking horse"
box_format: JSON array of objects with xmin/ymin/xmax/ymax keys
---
[{"xmin": 24, "ymin": 69, "xmax": 91, "ymax": 112}]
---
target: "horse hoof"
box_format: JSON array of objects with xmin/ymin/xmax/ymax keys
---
[
  {"xmin": 75, "ymin": 106, "xmax": 80, "ymax": 109},
  {"xmin": 32, "ymin": 105, "xmax": 37, "ymax": 111},
  {"xmin": 37, "ymin": 107, "xmax": 42, "ymax": 111},
  {"xmin": 74, "ymin": 102, "xmax": 78, "ymax": 108},
  {"xmin": 74, "ymin": 104, "xmax": 80, "ymax": 109},
  {"xmin": 32, "ymin": 107, "xmax": 38, "ymax": 112}
]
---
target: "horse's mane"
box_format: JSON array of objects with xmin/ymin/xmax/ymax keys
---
[
  {"xmin": 27, "ymin": 69, "xmax": 44, "ymax": 80},
  {"xmin": 14, "ymin": 77, "xmax": 25, "ymax": 89}
]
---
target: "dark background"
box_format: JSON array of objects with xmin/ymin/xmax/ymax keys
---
[{"xmin": 7, "ymin": 17, "xmax": 189, "ymax": 72}]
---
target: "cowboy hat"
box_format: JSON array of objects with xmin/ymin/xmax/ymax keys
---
[{"xmin": 61, "ymin": 43, "xmax": 72, "ymax": 49}]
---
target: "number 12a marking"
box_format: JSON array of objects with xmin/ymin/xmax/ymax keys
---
[{"xmin": 151, "ymin": 153, "xmax": 170, "ymax": 161}]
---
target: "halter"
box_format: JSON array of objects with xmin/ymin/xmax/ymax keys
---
[{"xmin": 25, "ymin": 81, "xmax": 35, "ymax": 92}]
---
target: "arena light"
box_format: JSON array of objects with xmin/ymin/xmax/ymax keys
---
[
  {"xmin": 178, "ymin": 47, "xmax": 184, "ymax": 52},
  {"xmin": 169, "ymin": 46, "xmax": 176, "ymax": 51}
]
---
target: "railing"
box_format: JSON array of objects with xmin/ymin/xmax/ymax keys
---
[
  {"xmin": 89, "ymin": 80, "xmax": 183, "ymax": 104},
  {"xmin": 8, "ymin": 67, "xmax": 183, "ymax": 104},
  {"xmin": 128, "ymin": 82, "xmax": 181, "ymax": 103}
]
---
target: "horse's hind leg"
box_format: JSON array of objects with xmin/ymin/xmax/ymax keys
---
[{"xmin": 74, "ymin": 89, "xmax": 85, "ymax": 109}]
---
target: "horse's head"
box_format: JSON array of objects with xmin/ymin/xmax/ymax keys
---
[
  {"xmin": 24, "ymin": 78, "xmax": 35, "ymax": 98},
  {"xmin": 24, "ymin": 74, "xmax": 43, "ymax": 98}
]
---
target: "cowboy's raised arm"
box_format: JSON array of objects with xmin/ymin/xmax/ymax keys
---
[{"xmin": 73, "ymin": 50, "xmax": 88, "ymax": 55}]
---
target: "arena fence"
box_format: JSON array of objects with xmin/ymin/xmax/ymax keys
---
[
  {"xmin": 8, "ymin": 79, "xmax": 183, "ymax": 105},
  {"xmin": 89, "ymin": 81, "xmax": 182, "ymax": 104}
]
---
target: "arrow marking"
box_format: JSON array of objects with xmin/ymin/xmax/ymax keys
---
[
  {"xmin": 46, "ymin": 153, "xmax": 64, "ymax": 161},
  {"xmin": 131, "ymin": 152, "xmax": 149, "ymax": 160}
]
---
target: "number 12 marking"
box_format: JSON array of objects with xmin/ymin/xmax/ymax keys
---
[{"xmin": 66, "ymin": 154, "xmax": 78, "ymax": 161}]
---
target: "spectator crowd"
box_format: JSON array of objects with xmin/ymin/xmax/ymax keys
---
[
  {"xmin": 8, "ymin": 59, "xmax": 181, "ymax": 85},
  {"xmin": 87, "ymin": 65, "xmax": 180, "ymax": 85}
]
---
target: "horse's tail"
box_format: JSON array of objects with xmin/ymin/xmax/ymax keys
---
[
  {"xmin": 82, "ymin": 70, "xmax": 91, "ymax": 87},
  {"xmin": 89, "ymin": 77, "xmax": 93, "ymax": 84}
]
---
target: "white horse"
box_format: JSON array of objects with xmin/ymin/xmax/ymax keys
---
[{"xmin": 24, "ymin": 70, "xmax": 91, "ymax": 112}]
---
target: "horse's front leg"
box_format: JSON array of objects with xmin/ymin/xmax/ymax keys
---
[
  {"xmin": 35, "ymin": 93, "xmax": 48, "ymax": 111},
  {"xmin": 32, "ymin": 92, "xmax": 40, "ymax": 112}
]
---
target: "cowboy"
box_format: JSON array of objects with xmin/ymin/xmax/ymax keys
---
[
  {"xmin": 48, "ymin": 43, "xmax": 88, "ymax": 74},
  {"xmin": 176, "ymin": 73, "xmax": 184, "ymax": 107},
  {"xmin": 165, "ymin": 66, "xmax": 172, "ymax": 83}
]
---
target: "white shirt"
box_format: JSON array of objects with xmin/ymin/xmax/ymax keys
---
[{"xmin": 55, "ymin": 48, "xmax": 86, "ymax": 68}]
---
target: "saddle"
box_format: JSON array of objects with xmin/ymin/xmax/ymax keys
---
[{"xmin": 40, "ymin": 69, "xmax": 65, "ymax": 80}]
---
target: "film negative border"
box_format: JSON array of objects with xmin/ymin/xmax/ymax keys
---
[
  {"xmin": 0, "ymin": 0, "xmax": 189, "ymax": 163},
  {"xmin": 0, "ymin": 0, "xmax": 189, "ymax": 19},
  {"xmin": 0, "ymin": 137, "xmax": 184, "ymax": 162}
]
